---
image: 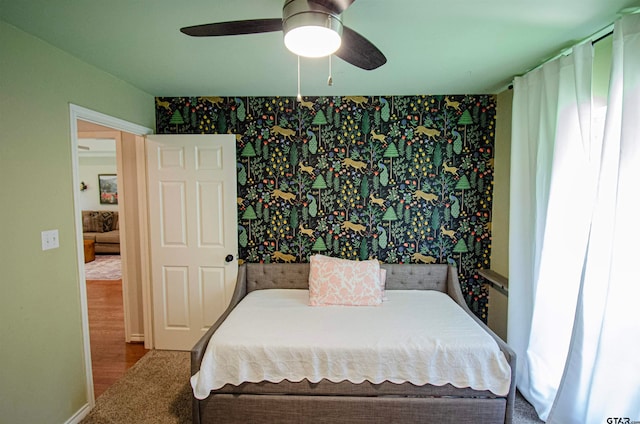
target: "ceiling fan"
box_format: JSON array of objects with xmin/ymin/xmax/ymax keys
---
[{"xmin": 180, "ymin": 0, "xmax": 386, "ymax": 70}]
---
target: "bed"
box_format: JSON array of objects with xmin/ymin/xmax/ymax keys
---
[{"xmin": 191, "ymin": 263, "xmax": 516, "ymax": 424}]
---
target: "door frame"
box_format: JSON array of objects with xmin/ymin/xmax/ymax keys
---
[{"xmin": 69, "ymin": 104, "xmax": 153, "ymax": 405}]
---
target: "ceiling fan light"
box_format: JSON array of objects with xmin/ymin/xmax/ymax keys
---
[
  {"xmin": 284, "ymin": 25, "xmax": 341, "ymax": 57},
  {"xmin": 283, "ymin": 6, "xmax": 343, "ymax": 58}
]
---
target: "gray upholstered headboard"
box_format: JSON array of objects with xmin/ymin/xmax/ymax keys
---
[{"xmin": 244, "ymin": 263, "xmax": 450, "ymax": 293}]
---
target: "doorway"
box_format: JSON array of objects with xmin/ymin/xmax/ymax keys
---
[
  {"xmin": 70, "ymin": 104, "xmax": 153, "ymax": 404},
  {"xmin": 77, "ymin": 134, "xmax": 146, "ymax": 397}
]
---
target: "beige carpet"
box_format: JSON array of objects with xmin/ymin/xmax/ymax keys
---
[
  {"xmin": 81, "ymin": 350, "xmax": 191, "ymax": 424},
  {"xmin": 82, "ymin": 349, "xmax": 543, "ymax": 423},
  {"xmin": 85, "ymin": 255, "xmax": 121, "ymax": 280}
]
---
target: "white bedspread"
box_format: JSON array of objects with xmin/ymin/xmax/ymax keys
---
[{"xmin": 191, "ymin": 289, "xmax": 511, "ymax": 399}]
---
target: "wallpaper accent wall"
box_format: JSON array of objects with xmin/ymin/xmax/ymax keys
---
[{"xmin": 156, "ymin": 95, "xmax": 496, "ymax": 319}]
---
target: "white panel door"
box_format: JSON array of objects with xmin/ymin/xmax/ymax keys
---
[{"xmin": 146, "ymin": 134, "xmax": 238, "ymax": 350}]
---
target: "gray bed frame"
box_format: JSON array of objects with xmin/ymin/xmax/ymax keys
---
[{"xmin": 191, "ymin": 263, "xmax": 516, "ymax": 424}]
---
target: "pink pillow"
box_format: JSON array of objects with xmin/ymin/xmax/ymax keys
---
[{"xmin": 308, "ymin": 255, "xmax": 382, "ymax": 306}]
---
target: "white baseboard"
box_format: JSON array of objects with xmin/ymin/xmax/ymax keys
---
[
  {"xmin": 65, "ymin": 402, "xmax": 92, "ymax": 424},
  {"xmin": 129, "ymin": 333, "xmax": 145, "ymax": 342}
]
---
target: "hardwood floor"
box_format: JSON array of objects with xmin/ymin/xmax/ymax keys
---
[{"xmin": 86, "ymin": 279, "xmax": 148, "ymax": 398}]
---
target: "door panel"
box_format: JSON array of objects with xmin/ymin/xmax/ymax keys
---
[
  {"xmin": 160, "ymin": 181, "xmax": 187, "ymax": 246},
  {"xmin": 163, "ymin": 266, "xmax": 190, "ymax": 328},
  {"xmin": 199, "ymin": 267, "xmax": 227, "ymax": 327},
  {"xmin": 197, "ymin": 181, "xmax": 225, "ymax": 246},
  {"xmin": 147, "ymin": 134, "xmax": 238, "ymax": 350}
]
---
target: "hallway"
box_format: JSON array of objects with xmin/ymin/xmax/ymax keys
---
[{"xmin": 86, "ymin": 277, "xmax": 148, "ymax": 397}]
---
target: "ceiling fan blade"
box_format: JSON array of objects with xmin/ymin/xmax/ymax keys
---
[
  {"xmin": 335, "ymin": 26, "xmax": 386, "ymax": 70},
  {"xmin": 180, "ymin": 18, "xmax": 283, "ymax": 37},
  {"xmin": 309, "ymin": 0, "xmax": 356, "ymax": 14}
]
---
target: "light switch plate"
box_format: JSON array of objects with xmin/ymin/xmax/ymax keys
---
[{"xmin": 41, "ymin": 229, "xmax": 59, "ymax": 250}]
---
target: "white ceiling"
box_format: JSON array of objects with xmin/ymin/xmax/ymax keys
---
[{"xmin": 2, "ymin": 0, "xmax": 639, "ymax": 96}]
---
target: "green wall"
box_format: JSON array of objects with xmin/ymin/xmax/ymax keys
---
[
  {"xmin": 491, "ymin": 89, "xmax": 512, "ymax": 277},
  {"xmin": 593, "ymin": 34, "xmax": 613, "ymax": 103},
  {"xmin": 0, "ymin": 21, "xmax": 154, "ymax": 423}
]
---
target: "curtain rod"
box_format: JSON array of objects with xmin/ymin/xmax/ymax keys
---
[
  {"xmin": 502, "ymin": 23, "xmax": 614, "ymax": 91},
  {"xmin": 591, "ymin": 31, "xmax": 613, "ymax": 45},
  {"xmin": 518, "ymin": 7, "xmax": 640, "ymax": 81},
  {"xmin": 505, "ymin": 8, "xmax": 640, "ymax": 90},
  {"xmin": 505, "ymin": 25, "xmax": 613, "ymax": 91},
  {"xmin": 526, "ymin": 23, "xmax": 613, "ymax": 75}
]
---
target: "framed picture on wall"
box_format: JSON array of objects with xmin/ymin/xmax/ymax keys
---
[{"xmin": 98, "ymin": 174, "xmax": 118, "ymax": 204}]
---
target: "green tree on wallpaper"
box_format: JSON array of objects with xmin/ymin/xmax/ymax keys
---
[
  {"xmin": 290, "ymin": 208, "xmax": 299, "ymax": 236},
  {"xmin": 312, "ymin": 110, "xmax": 328, "ymax": 148},
  {"xmin": 458, "ymin": 110, "xmax": 473, "ymax": 148},
  {"xmin": 453, "ymin": 238, "xmax": 469, "ymax": 273},
  {"xmin": 241, "ymin": 142, "xmax": 256, "ymax": 180},
  {"xmin": 217, "ymin": 112, "xmax": 227, "ymax": 134},
  {"xmin": 170, "ymin": 110, "xmax": 184, "ymax": 131},
  {"xmin": 358, "ymin": 238, "xmax": 368, "ymax": 260},
  {"xmin": 382, "ymin": 207, "xmax": 398, "ymax": 243},
  {"xmin": 455, "ymin": 175, "xmax": 471, "ymax": 210},
  {"xmin": 360, "ymin": 178, "xmax": 369, "ymax": 205},
  {"xmin": 472, "ymin": 102, "xmax": 480, "ymax": 122},
  {"xmin": 325, "ymin": 102, "xmax": 333, "ymax": 125},
  {"xmin": 262, "ymin": 204, "xmax": 270, "ymax": 225},
  {"xmin": 431, "ymin": 208, "xmax": 441, "ymax": 233},
  {"xmin": 361, "ymin": 111, "xmax": 371, "ymax": 139},
  {"xmin": 230, "ymin": 108, "xmax": 238, "ymax": 130},
  {"xmin": 289, "ymin": 145, "xmax": 298, "ymax": 173},
  {"xmin": 182, "ymin": 105, "xmax": 190, "ymax": 127},
  {"xmin": 312, "ymin": 237, "xmax": 327, "ymax": 253},
  {"xmin": 242, "ymin": 205, "xmax": 257, "ymax": 242},
  {"xmin": 434, "ymin": 143, "xmax": 443, "ymax": 172},
  {"xmin": 384, "ymin": 142, "xmax": 399, "ymax": 180},
  {"xmin": 312, "ymin": 175, "xmax": 327, "ymax": 212},
  {"xmin": 333, "ymin": 238, "xmax": 340, "ymax": 256},
  {"xmin": 191, "ymin": 111, "xmax": 197, "ymax": 128},
  {"xmin": 330, "ymin": 169, "xmax": 339, "ymax": 192},
  {"xmin": 321, "ymin": 233, "xmax": 333, "ymax": 256}
]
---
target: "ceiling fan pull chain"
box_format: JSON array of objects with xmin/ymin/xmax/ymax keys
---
[
  {"xmin": 297, "ymin": 55, "xmax": 302, "ymax": 102},
  {"xmin": 328, "ymin": 55, "xmax": 333, "ymax": 86}
]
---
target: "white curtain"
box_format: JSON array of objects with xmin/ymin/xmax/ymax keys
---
[
  {"xmin": 509, "ymin": 41, "xmax": 597, "ymax": 421},
  {"xmin": 548, "ymin": 14, "xmax": 640, "ymax": 423},
  {"xmin": 509, "ymin": 13, "xmax": 640, "ymax": 423}
]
